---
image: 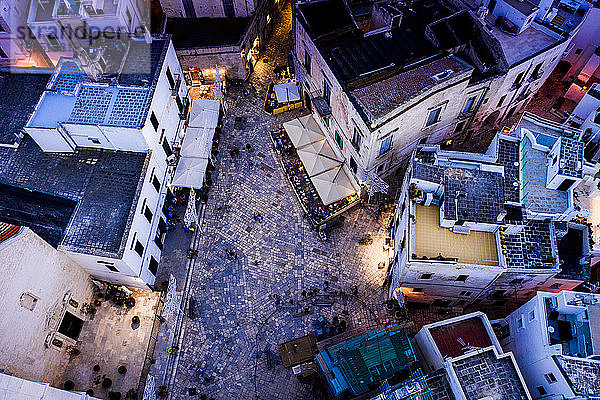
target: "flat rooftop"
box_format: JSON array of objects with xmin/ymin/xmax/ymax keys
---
[
  {"xmin": 429, "ymin": 316, "xmax": 494, "ymax": 358},
  {"xmin": 413, "ymin": 205, "xmax": 499, "ymax": 266},
  {"xmin": 0, "ymin": 137, "xmax": 148, "ymax": 257},
  {"xmin": 451, "ymin": 349, "xmax": 530, "ymax": 400},
  {"xmin": 0, "ymin": 70, "xmax": 52, "ymax": 146},
  {"xmin": 412, "ymin": 161, "xmax": 505, "ymax": 225},
  {"xmin": 503, "ymin": 220, "xmax": 556, "ymax": 268},
  {"xmin": 489, "ymin": 22, "xmax": 562, "ymax": 66}
]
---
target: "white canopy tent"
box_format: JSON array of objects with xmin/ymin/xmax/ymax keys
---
[
  {"xmin": 274, "ymin": 82, "xmax": 300, "ymax": 103},
  {"xmin": 172, "ymin": 157, "xmax": 209, "ymax": 189},
  {"xmin": 310, "ymin": 165, "xmax": 358, "ymax": 205},
  {"xmin": 296, "ymin": 141, "xmax": 342, "ymax": 177},
  {"xmin": 189, "ymin": 99, "xmax": 220, "ymax": 129},
  {"xmin": 180, "ymin": 127, "xmax": 214, "ymax": 159},
  {"xmin": 283, "ymin": 115, "xmax": 325, "ymax": 149}
]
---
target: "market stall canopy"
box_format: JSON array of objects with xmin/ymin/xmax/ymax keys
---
[
  {"xmin": 172, "ymin": 157, "xmax": 209, "ymax": 189},
  {"xmin": 310, "ymin": 165, "xmax": 358, "ymax": 205},
  {"xmin": 189, "ymin": 99, "xmax": 220, "ymax": 129},
  {"xmin": 180, "ymin": 127, "xmax": 214, "ymax": 159},
  {"xmin": 274, "ymin": 82, "xmax": 300, "ymax": 103},
  {"xmin": 283, "ymin": 115, "xmax": 325, "ymax": 149},
  {"xmin": 297, "ymin": 140, "xmax": 342, "ymax": 177}
]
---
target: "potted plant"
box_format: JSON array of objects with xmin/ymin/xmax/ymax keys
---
[
  {"xmin": 124, "ymin": 297, "xmax": 135, "ymax": 308},
  {"xmin": 132, "ymin": 316, "xmax": 140, "ymax": 324},
  {"xmin": 118, "ymin": 365, "xmax": 127, "ymax": 374},
  {"xmin": 93, "ymin": 364, "xmax": 101, "ymax": 372},
  {"xmin": 64, "ymin": 380, "xmax": 75, "ymax": 391},
  {"xmin": 102, "ymin": 377, "xmax": 112, "ymax": 389}
]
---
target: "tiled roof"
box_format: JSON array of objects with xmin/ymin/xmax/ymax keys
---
[
  {"xmin": 0, "ymin": 137, "xmax": 148, "ymax": 257},
  {"xmin": 0, "ymin": 70, "xmax": 51, "ymax": 145},
  {"xmin": 351, "ymin": 56, "xmax": 472, "ymax": 119}
]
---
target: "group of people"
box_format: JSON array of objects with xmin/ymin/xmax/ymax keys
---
[{"xmin": 253, "ymin": 211, "xmax": 264, "ymax": 223}]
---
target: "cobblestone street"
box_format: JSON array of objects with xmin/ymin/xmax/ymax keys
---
[{"xmin": 170, "ymin": 4, "xmax": 399, "ymax": 399}]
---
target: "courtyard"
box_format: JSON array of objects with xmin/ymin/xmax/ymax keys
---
[{"xmin": 168, "ymin": 4, "xmax": 401, "ymax": 399}]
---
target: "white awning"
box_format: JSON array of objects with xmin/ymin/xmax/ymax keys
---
[
  {"xmin": 180, "ymin": 127, "xmax": 214, "ymax": 159},
  {"xmin": 283, "ymin": 115, "xmax": 325, "ymax": 149},
  {"xmin": 310, "ymin": 165, "xmax": 358, "ymax": 205},
  {"xmin": 274, "ymin": 82, "xmax": 300, "ymax": 103},
  {"xmin": 189, "ymin": 99, "xmax": 220, "ymax": 129},
  {"xmin": 172, "ymin": 157, "xmax": 209, "ymax": 189},
  {"xmin": 296, "ymin": 140, "xmax": 342, "ymax": 177}
]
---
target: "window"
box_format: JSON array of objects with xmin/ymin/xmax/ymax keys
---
[
  {"xmin": 459, "ymin": 291, "xmax": 472, "ymax": 296},
  {"xmin": 517, "ymin": 317, "xmax": 524, "ymax": 329},
  {"xmin": 351, "ymin": 127, "xmax": 362, "ymax": 151},
  {"xmin": 323, "ymin": 76, "xmax": 331, "ymax": 105},
  {"xmin": 222, "ymin": 0, "xmax": 235, "ymax": 17},
  {"xmin": 529, "ymin": 310, "xmax": 536, "ymax": 321},
  {"xmin": 149, "ymin": 256, "xmax": 159, "ymax": 276},
  {"xmin": 0, "ymin": 46, "xmax": 7, "ymax": 59},
  {"xmin": 350, "ymin": 157, "xmax": 357, "ymax": 174},
  {"xmin": 135, "ymin": 240, "xmax": 144, "ymax": 257},
  {"xmin": 412, "ymin": 288, "xmax": 423, "ymax": 293},
  {"xmin": 455, "ymin": 299, "xmax": 466, "ymax": 306},
  {"xmin": 150, "ymin": 112, "xmax": 159, "ymax": 131},
  {"xmin": 497, "ymin": 95, "xmax": 507, "ymax": 108},
  {"xmin": 425, "ymin": 107, "xmax": 442, "ymax": 127},
  {"xmin": 98, "ymin": 260, "xmax": 118, "ymax": 272},
  {"xmin": 574, "ymin": 48, "xmax": 583, "ymax": 55},
  {"xmin": 493, "ymin": 290, "xmax": 506, "ymax": 298},
  {"xmin": 420, "ymin": 273, "xmax": 433, "ymax": 279},
  {"xmin": 531, "ymin": 63, "xmax": 543, "ymax": 79},
  {"xmin": 155, "ymin": 218, "xmax": 167, "ymax": 250},
  {"xmin": 46, "ymin": 34, "xmax": 60, "ymax": 49},
  {"xmin": 152, "ymin": 175, "xmax": 161, "ymax": 192},
  {"xmin": 506, "ymin": 106, "xmax": 517, "ymax": 119},
  {"xmin": 379, "ymin": 136, "xmax": 392, "ymax": 156},
  {"xmin": 510, "ymin": 278, "xmax": 524, "ymax": 284},
  {"xmin": 126, "ymin": 8, "xmax": 132, "ymax": 26},
  {"xmin": 544, "ymin": 373, "xmax": 557, "ymax": 384},
  {"xmin": 463, "ymin": 96, "xmax": 476, "ymax": 114},
  {"xmin": 537, "ymin": 386, "xmax": 547, "ymax": 396},
  {"xmin": 166, "ymin": 67, "xmax": 175, "ymax": 88},
  {"xmin": 20, "ymin": 293, "xmax": 38, "ymax": 311},
  {"xmin": 162, "ymin": 138, "xmax": 172, "ymax": 157},
  {"xmin": 176, "ymin": 95, "xmax": 184, "ymax": 113},
  {"xmin": 377, "ymin": 163, "xmax": 386, "ymax": 174},
  {"xmin": 87, "ymin": 137, "xmax": 101, "ymax": 144},
  {"xmin": 144, "ymin": 205, "xmax": 153, "ymax": 223},
  {"xmin": 513, "ymin": 71, "xmax": 525, "ymax": 87},
  {"xmin": 456, "ymin": 275, "xmax": 468, "ymax": 282},
  {"xmin": 334, "ymin": 131, "xmax": 343, "ymax": 149},
  {"xmin": 454, "ymin": 121, "xmax": 465, "ymax": 133},
  {"xmin": 159, "ymin": 129, "xmax": 166, "ymax": 144},
  {"xmin": 304, "ymin": 47, "xmax": 311, "ymax": 75}
]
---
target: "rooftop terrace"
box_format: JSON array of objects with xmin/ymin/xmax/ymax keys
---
[
  {"xmin": 554, "ymin": 356, "xmax": 600, "ymax": 397},
  {"xmin": 413, "ymin": 204, "xmax": 499, "ymax": 266},
  {"xmin": 429, "ymin": 316, "xmax": 494, "ymax": 358}
]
